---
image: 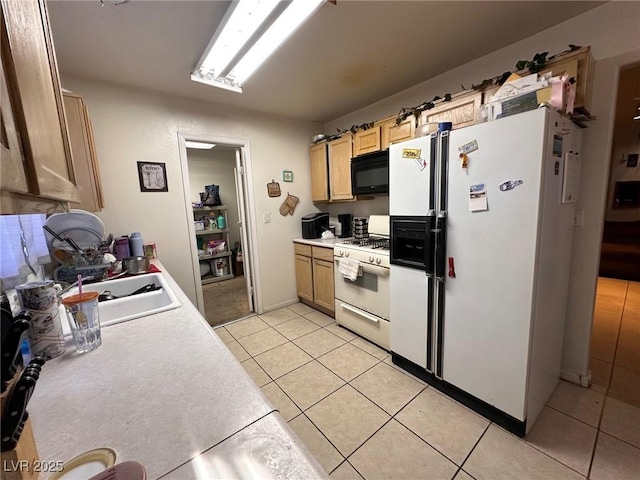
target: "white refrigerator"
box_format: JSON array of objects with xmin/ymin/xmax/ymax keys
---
[{"xmin": 389, "ymin": 108, "xmax": 582, "ymax": 436}]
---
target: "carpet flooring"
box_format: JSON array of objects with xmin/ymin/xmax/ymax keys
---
[{"xmin": 202, "ymin": 276, "xmax": 251, "ymax": 327}]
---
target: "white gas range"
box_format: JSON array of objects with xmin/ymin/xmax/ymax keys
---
[{"xmin": 333, "ymin": 215, "xmax": 390, "ymax": 350}]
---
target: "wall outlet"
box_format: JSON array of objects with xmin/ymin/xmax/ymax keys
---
[
  {"xmin": 573, "ymin": 209, "xmax": 584, "ymax": 227},
  {"xmin": 263, "ymin": 211, "xmax": 271, "ymax": 224}
]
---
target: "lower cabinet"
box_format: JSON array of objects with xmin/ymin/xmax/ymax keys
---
[{"xmin": 294, "ymin": 243, "xmax": 335, "ymax": 316}]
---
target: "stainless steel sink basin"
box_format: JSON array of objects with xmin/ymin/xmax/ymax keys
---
[{"xmin": 59, "ymin": 273, "xmax": 181, "ymax": 336}]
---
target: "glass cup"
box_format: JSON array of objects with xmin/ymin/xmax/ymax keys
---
[{"xmin": 61, "ymin": 292, "xmax": 102, "ymax": 353}]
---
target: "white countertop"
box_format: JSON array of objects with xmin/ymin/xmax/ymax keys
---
[
  {"xmin": 293, "ymin": 237, "xmax": 344, "ymax": 248},
  {"xmin": 27, "ymin": 263, "xmax": 326, "ymax": 479}
]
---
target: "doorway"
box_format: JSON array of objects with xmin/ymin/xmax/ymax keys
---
[
  {"xmin": 588, "ymin": 62, "xmax": 640, "ymax": 403},
  {"xmin": 177, "ymin": 134, "xmax": 259, "ymax": 327}
]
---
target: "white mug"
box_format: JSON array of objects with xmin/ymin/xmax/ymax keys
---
[{"xmin": 16, "ymin": 281, "xmax": 65, "ymax": 359}]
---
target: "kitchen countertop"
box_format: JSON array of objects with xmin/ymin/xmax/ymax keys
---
[
  {"xmin": 293, "ymin": 237, "xmax": 345, "ymax": 248},
  {"xmin": 27, "ymin": 262, "xmax": 326, "ymax": 479}
]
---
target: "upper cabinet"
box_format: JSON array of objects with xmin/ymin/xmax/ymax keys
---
[
  {"xmin": 309, "ymin": 134, "xmax": 355, "ymax": 203},
  {"xmin": 63, "ymin": 92, "xmax": 104, "ymax": 212},
  {"xmin": 353, "ymin": 126, "xmax": 381, "ymax": 157},
  {"xmin": 0, "ymin": 0, "xmax": 80, "ymax": 213},
  {"xmin": 328, "ymin": 134, "xmax": 354, "ymax": 202},
  {"xmin": 310, "ymin": 142, "xmax": 329, "ymax": 202},
  {"xmin": 420, "ymin": 91, "xmax": 482, "ymax": 130},
  {"xmin": 380, "ymin": 116, "xmax": 415, "ymax": 149}
]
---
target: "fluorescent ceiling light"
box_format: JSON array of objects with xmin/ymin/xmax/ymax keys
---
[
  {"xmin": 185, "ymin": 141, "xmax": 216, "ymax": 149},
  {"xmin": 200, "ymin": 0, "xmax": 279, "ymax": 78},
  {"xmin": 192, "ymin": 0, "xmax": 324, "ymax": 92}
]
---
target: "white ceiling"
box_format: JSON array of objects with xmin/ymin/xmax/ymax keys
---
[{"xmin": 47, "ymin": 0, "xmax": 605, "ymax": 123}]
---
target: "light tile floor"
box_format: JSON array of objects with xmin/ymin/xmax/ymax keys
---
[{"xmin": 213, "ymin": 280, "xmax": 639, "ymax": 479}]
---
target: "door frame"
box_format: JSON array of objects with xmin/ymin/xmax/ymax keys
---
[{"xmin": 176, "ymin": 132, "xmax": 262, "ymax": 317}]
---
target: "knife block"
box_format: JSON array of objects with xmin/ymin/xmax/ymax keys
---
[{"xmin": 1, "ymin": 372, "xmax": 40, "ymax": 480}]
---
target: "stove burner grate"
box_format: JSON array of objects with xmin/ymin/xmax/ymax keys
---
[{"xmin": 342, "ymin": 236, "xmax": 389, "ymax": 250}]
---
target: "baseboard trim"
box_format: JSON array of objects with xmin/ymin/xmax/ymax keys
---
[{"xmin": 560, "ymin": 369, "xmax": 591, "ymax": 387}]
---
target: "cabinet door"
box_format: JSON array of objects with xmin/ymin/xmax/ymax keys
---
[
  {"xmin": 312, "ymin": 258, "xmax": 334, "ymax": 313},
  {"xmin": 295, "ymin": 254, "xmax": 314, "ymax": 302},
  {"xmin": 309, "ymin": 142, "xmax": 329, "ymax": 202},
  {"xmin": 353, "ymin": 126, "xmax": 380, "ymax": 156},
  {"xmin": 0, "ymin": 23, "xmax": 28, "ymax": 194},
  {"xmin": 381, "ymin": 116, "xmax": 415, "ymax": 150},
  {"xmin": 328, "ymin": 134, "xmax": 354, "ymax": 201},
  {"xmin": 420, "ymin": 92, "xmax": 481, "ymax": 130},
  {"xmin": 1, "ymin": 0, "xmax": 79, "ymax": 203},
  {"xmin": 63, "ymin": 92, "xmax": 104, "ymax": 212}
]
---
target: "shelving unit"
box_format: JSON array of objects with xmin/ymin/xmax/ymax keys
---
[{"xmin": 193, "ymin": 205, "xmax": 234, "ymax": 284}]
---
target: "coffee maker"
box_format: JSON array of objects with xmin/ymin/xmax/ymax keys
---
[{"xmin": 337, "ymin": 214, "xmax": 352, "ymax": 238}]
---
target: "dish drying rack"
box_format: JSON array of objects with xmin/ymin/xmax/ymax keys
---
[{"xmin": 47, "ymin": 228, "xmax": 114, "ymax": 284}]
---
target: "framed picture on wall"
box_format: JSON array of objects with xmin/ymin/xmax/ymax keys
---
[
  {"xmin": 283, "ymin": 170, "xmax": 294, "ymax": 182},
  {"xmin": 137, "ymin": 161, "xmax": 168, "ymax": 192}
]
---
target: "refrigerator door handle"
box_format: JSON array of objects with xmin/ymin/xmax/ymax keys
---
[
  {"xmin": 434, "ymin": 213, "xmax": 447, "ymax": 280},
  {"xmin": 425, "ymin": 211, "xmax": 436, "ymax": 277}
]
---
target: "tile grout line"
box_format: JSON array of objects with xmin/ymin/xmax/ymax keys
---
[
  {"xmin": 586, "ymin": 279, "xmax": 629, "ymax": 480},
  {"xmin": 454, "ymin": 422, "xmax": 491, "ymax": 479}
]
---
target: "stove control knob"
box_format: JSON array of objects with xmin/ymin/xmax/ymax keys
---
[
  {"xmin": 369, "ymin": 255, "xmax": 374, "ymax": 263},
  {"xmin": 345, "ymin": 251, "xmax": 349, "ymax": 257},
  {"xmin": 376, "ymin": 257, "xmax": 381, "ymax": 265},
  {"xmin": 339, "ymin": 250, "xmax": 344, "ymax": 257}
]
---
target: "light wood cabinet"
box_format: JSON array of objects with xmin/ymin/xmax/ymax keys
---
[
  {"xmin": 310, "ymin": 134, "xmax": 355, "ymax": 203},
  {"xmin": 328, "ymin": 134, "xmax": 354, "ymax": 201},
  {"xmin": 419, "ymin": 91, "xmax": 482, "ymax": 130},
  {"xmin": 294, "ymin": 243, "xmax": 334, "ymax": 316},
  {"xmin": 380, "ymin": 116, "xmax": 415, "ymax": 150},
  {"xmin": 536, "ymin": 46, "xmax": 594, "ymax": 115},
  {"xmin": 0, "ymin": 29, "xmax": 28, "ymax": 195},
  {"xmin": 309, "ymin": 142, "xmax": 329, "ymax": 202},
  {"xmin": 0, "ymin": 0, "xmax": 80, "ymax": 213},
  {"xmin": 63, "ymin": 92, "xmax": 104, "ymax": 212},
  {"xmin": 353, "ymin": 126, "xmax": 381, "ymax": 156},
  {"xmin": 482, "ymin": 46, "xmax": 594, "ymax": 118},
  {"xmin": 295, "ymin": 254, "xmax": 313, "ymax": 302}
]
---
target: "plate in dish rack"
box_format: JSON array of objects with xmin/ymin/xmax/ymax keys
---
[{"xmin": 44, "ymin": 209, "xmax": 105, "ymax": 248}]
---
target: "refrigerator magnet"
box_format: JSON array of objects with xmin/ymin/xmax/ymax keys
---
[
  {"xmin": 458, "ymin": 140, "xmax": 478, "ymax": 155},
  {"xmin": 499, "ymin": 180, "xmax": 523, "ymax": 192},
  {"xmin": 402, "ymin": 148, "xmax": 421, "ymax": 159},
  {"xmin": 469, "ymin": 183, "xmax": 488, "ymax": 212}
]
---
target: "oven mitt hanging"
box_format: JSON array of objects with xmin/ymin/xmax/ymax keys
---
[
  {"xmin": 278, "ymin": 193, "xmax": 299, "ymax": 216},
  {"xmin": 285, "ymin": 193, "xmax": 299, "ymax": 216}
]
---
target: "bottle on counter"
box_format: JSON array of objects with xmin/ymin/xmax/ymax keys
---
[{"xmin": 130, "ymin": 232, "xmax": 144, "ymax": 257}]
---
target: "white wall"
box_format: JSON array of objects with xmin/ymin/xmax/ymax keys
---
[
  {"xmin": 324, "ymin": 1, "xmax": 640, "ymax": 382},
  {"xmin": 62, "ymin": 76, "xmax": 321, "ymax": 310}
]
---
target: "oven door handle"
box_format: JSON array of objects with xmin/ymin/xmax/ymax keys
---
[
  {"xmin": 339, "ymin": 303, "xmax": 380, "ymax": 323},
  {"xmin": 334, "ymin": 260, "xmax": 390, "ymax": 277}
]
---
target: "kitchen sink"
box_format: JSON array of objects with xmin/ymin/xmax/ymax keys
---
[{"xmin": 58, "ymin": 273, "xmax": 181, "ymax": 336}]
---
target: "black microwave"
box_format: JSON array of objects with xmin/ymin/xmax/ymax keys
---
[{"xmin": 351, "ymin": 150, "xmax": 389, "ymax": 196}]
